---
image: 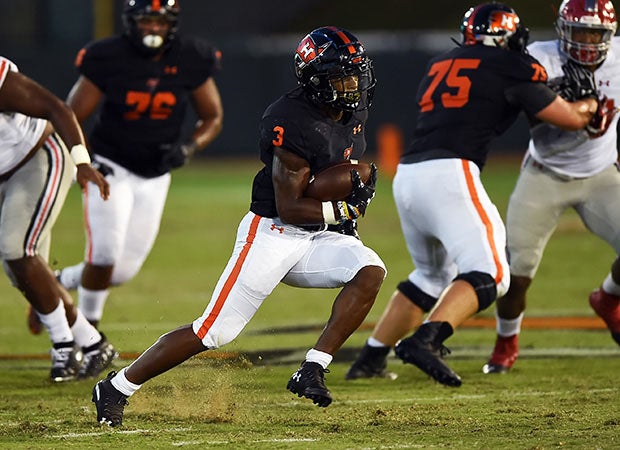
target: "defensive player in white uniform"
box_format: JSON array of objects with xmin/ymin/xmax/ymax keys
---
[
  {"xmin": 0, "ymin": 56, "xmax": 116, "ymax": 381},
  {"xmin": 484, "ymin": 0, "xmax": 620, "ymax": 373}
]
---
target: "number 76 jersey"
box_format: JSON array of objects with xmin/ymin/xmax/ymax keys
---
[
  {"xmin": 405, "ymin": 44, "xmax": 555, "ymax": 170},
  {"xmin": 74, "ymin": 34, "xmax": 220, "ymax": 177}
]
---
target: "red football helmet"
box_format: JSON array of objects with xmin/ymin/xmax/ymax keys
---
[{"xmin": 556, "ymin": 0, "xmax": 617, "ymax": 65}]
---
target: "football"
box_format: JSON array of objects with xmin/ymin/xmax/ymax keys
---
[{"xmin": 304, "ymin": 160, "xmax": 372, "ymax": 201}]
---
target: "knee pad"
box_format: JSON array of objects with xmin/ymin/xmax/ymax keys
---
[
  {"xmin": 453, "ymin": 271, "xmax": 497, "ymax": 312},
  {"xmin": 397, "ymin": 280, "xmax": 438, "ymax": 312}
]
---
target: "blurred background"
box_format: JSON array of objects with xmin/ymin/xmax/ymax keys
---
[{"xmin": 0, "ymin": 0, "xmax": 561, "ymax": 159}]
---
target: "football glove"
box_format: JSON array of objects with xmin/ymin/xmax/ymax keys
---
[
  {"xmin": 587, "ymin": 95, "xmax": 619, "ymax": 139},
  {"xmin": 161, "ymin": 142, "xmax": 198, "ymax": 169},
  {"xmin": 554, "ymin": 60, "xmax": 598, "ymax": 101},
  {"xmin": 335, "ymin": 163, "xmax": 377, "ymax": 221}
]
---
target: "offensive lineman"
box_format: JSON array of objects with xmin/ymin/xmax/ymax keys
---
[
  {"xmin": 91, "ymin": 26, "xmax": 385, "ymax": 427},
  {"xmin": 346, "ymin": 2, "xmax": 599, "ymax": 386},
  {"xmin": 484, "ymin": 0, "xmax": 620, "ymax": 374},
  {"xmin": 45, "ymin": 0, "xmax": 223, "ymax": 331}
]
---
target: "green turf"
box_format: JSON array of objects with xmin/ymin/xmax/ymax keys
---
[{"xmin": 1, "ymin": 157, "xmax": 619, "ymax": 449}]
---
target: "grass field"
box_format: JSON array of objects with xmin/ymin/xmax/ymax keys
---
[{"xmin": 1, "ymin": 156, "xmax": 619, "ymax": 449}]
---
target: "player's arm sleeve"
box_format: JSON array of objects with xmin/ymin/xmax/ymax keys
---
[
  {"xmin": 187, "ymin": 39, "xmax": 222, "ymax": 89},
  {"xmin": 260, "ymin": 115, "xmax": 310, "ymax": 161},
  {"xmin": 505, "ymin": 82, "xmax": 557, "ymax": 118},
  {"xmin": 74, "ymin": 44, "xmax": 106, "ymax": 91}
]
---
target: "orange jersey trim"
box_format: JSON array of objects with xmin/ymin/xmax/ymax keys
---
[
  {"xmin": 196, "ymin": 214, "xmax": 261, "ymax": 339},
  {"xmin": 460, "ymin": 160, "xmax": 504, "ymax": 284}
]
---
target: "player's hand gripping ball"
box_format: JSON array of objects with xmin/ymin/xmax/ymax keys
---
[{"xmin": 304, "ymin": 160, "xmax": 373, "ymax": 201}]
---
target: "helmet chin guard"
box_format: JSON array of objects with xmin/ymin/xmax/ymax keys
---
[{"xmin": 294, "ymin": 26, "xmax": 376, "ymax": 112}]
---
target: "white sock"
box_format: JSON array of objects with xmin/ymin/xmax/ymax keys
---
[
  {"xmin": 367, "ymin": 336, "xmax": 388, "ymax": 348},
  {"xmin": 78, "ymin": 286, "xmax": 109, "ymax": 323},
  {"xmin": 602, "ymin": 274, "xmax": 620, "ymax": 296},
  {"xmin": 496, "ymin": 311, "xmax": 524, "ymax": 337},
  {"xmin": 70, "ymin": 309, "xmax": 102, "ymax": 349},
  {"xmin": 305, "ymin": 348, "xmax": 333, "ymax": 369},
  {"xmin": 111, "ymin": 367, "xmax": 142, "ymax": 397},
  {"xmin": 37, "ymin": 301, "xmax": 73, "ymax": 344},
  {"xmin": 58, "ymin": 262, "xmax": 85, "ymax": 290}
]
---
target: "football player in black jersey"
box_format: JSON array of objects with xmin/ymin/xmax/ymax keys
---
[
  {"xmin": 346, "ymin": 2, "xmax": 599, "ymax": 387},
  {"xmin": 91, "ymin": 26, "xmax": 385, "ymax": 426},
  {"xmin": 47, "ymin": 0, "xmax": 223, "ymax": 332}
]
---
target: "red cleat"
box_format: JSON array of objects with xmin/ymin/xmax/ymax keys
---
[
  {"xmin": 589, "ymin": 288, "xmax": 620, "ymax": 346},
  {"xmin": 482, "ymin": 334, "xmax": 519, "ymax": 374},
  {"xmin": 27, "ymin": 305, "xmax": 43, "ymax": 335}
]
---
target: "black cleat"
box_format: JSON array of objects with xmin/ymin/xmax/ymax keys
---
[
  {"xmin": 79, "ymin": 333, "xmax": 118, "ymax": 379},
  {"xmin": 286, "ymin": 361, "xmax": 333, "ymax": 407},
  {"xmin": 50, "ymin": 342, "xmax": 83, "ymax": 382},
  {"xmin": 92, "ymin": 371, "xmax": 128, "ymax": 427},
  {"xmin": 345, "ymin": 344, "xmax": 398, "ymax": 380},
  {"xmin": 395, "ymin": 322, "xmax": 462, "ymax": 387}
]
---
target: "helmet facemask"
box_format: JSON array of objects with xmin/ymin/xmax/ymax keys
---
[
  {"xmin": 123, "ymin": 0, "xmax": 179, "ymax": 55},
  {"xmin": 556, "ymin": 0, "xmax": 617, "ymax": 66},
  {"xmin": 295, "ymin": 27, "xmax": 376, "ymax": 112}
]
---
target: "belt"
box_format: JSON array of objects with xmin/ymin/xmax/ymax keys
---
[
  {"xmin": 526, "ymin": 156, "xmax": 584, "ymax": 182},
  {"xmin": 297, "ymin": 224, "xmax": 328, "ymax": 232}
]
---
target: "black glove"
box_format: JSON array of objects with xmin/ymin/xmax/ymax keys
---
[
  {"xmin": 335, "ymin": 163, "xmax": 377, "ymax": 221},
  {"xmin": 161, "ymin": 142, "xmax": 198, "ymax": 170},
  {"xmin": 327, "ymin": 219, "xmax": 360, "ymax": 239},
  {"xmin": 554, "ymin": 60, "xmax": 598, "ymax": 101}
]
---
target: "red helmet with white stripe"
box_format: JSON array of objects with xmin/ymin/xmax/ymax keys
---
[{"xmin": 556, "ymin": 0, "xmax": 618, "ymax": 65}]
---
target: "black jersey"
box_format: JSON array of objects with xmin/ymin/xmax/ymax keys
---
[
  {"xmin": 250, "ymin": 88, "xmax": 368, "ymax": 218},
  {"xmin": 76, "ymin": 35, "xmax": 220, "ymax": 178},
  {"xmin": 402, "ymin": 44, "xmax": 555, "ymax": 169}
]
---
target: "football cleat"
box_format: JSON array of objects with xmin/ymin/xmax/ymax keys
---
[
  {"xmin": 78, "ymin": 333, "xmax": 119, "ymax": 379},
  {"xmin": 589, "ymin": 288, "xmax": 620, "ymax": 345},
  {"xmin": 395, "ymin": 325, "xmax": 462, "ymax": 387},
  {"xmin": 345, "ymin": 344, "xmax": 398, "ymax": 380},
  {"xmin": 26, "ymin": 304, "xmax": 43, "ymax": 335},
  {"xmin": 50, "ymin": 342, "xmax": 83, "ymax": 383},
  {"xmin": 92, "ymin": 371, "xmax": 129, "ymax": 427},
  {"xmin": 286, "ymin": 361, "xmax": 332, "ymax": 407},
  {"xmin": 482, "ymin": 334, "xmax": 519, "ymax": 374}
]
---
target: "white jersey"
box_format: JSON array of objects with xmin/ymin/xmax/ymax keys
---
[
  {"xmin": 526, "ymin": 38, "xmax": 620, "ymax": 178},
  {"xmin": 0, "ymin": 57, "xmax": 47, "ymax": 175}
]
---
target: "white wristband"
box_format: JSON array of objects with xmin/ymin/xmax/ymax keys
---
[
  {"xmin": 322, "ymin": 201, "xmax": 338, "ymax": 225},
  {"xmin": 70, "ymin": 144, "xmax": 91, "ymax": 166}
]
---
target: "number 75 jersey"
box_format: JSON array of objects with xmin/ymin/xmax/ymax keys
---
[{"xmin": 406, "ymin": 44, "xmax": 554, "ymax": 170}]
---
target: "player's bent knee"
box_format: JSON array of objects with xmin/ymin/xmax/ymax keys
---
[
  {"xmin": 397, "ymin": 279, "xmax": 438, "ymax": 312},
  {"xmin": 453, "ymin": 271, "xmax": 497, "ymax": 311}
]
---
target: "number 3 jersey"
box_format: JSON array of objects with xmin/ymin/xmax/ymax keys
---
[
  {"xmin": 402, "ymin": 44, "xmax": 556, "ymax": 170},
  {"xmin": 250, "ymin": 87, "xmax": 368, "ymax": 218},
  {"xmin": 75, "ymin": 35, "xmax": 220, "ymax": 178}
]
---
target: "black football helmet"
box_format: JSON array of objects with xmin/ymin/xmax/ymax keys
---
[
  {"xmin": 122, "ymin": 0, "xmax": 180, "ymax": 55},
  {"xmin": 461, "ymin": 2, "xmax": 529, "ymax": 52},
  {"xmin": 556, "ymin": 0, "xmax": 617, "ymax": 66},
  {"xmin": 294, "ymin": 26, "xmax": 376, "ymax": 112}
]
